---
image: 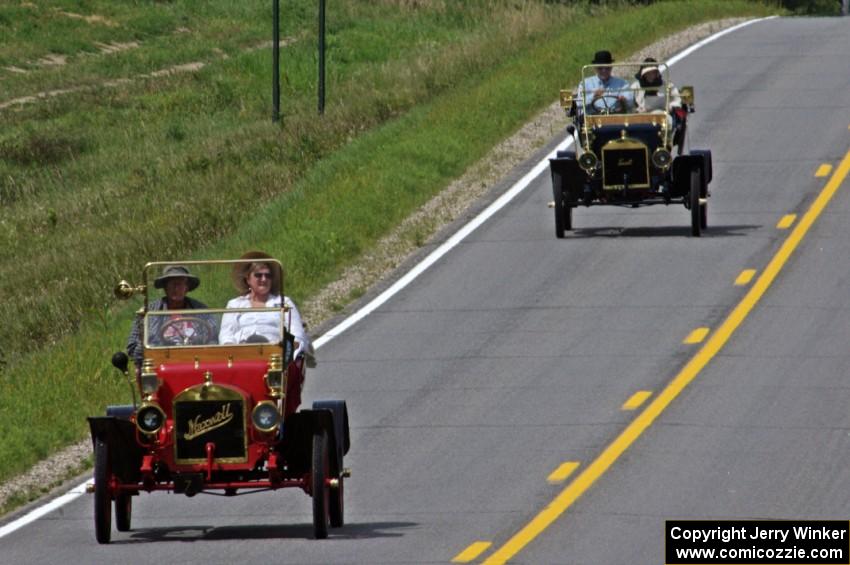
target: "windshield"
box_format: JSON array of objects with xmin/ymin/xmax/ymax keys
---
[
  {"xmin": 144, "ymin": 308, "xmax": 290, "ymax": 348},
  {"xmin": 139, "ymin": 259, "xmax": 292, "ymax": 350}
]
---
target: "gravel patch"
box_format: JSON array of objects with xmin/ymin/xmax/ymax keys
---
[{"xmin": 0, "ymin": 17, "xmax": 747, "ymax": 518}]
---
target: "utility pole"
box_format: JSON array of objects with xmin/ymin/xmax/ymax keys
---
[
  {"xmin": 318, "ymin": 0, "xmax": 326, "ymax": 115},
  {"xmin": 843, "ymin": 0, "xmax": 849, "ymax": 16},
  {"xmin": 272, "ymin": 0, "xmax": 281, "ymax": 122}
]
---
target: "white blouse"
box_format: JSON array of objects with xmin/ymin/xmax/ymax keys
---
[{"xmin": 218, "ymin": 294, "xmax": 312, "ymax": 358}]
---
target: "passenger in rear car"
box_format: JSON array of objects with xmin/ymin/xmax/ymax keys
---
[
  {"xmin": 634, "ymin": 58, "xmax": 681, "ymax": 111},
  {"xmin": 634, "ymin": 58, "xmax": 683, "ymax": 123}
]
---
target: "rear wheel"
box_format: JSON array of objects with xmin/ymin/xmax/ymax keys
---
[
  {"xmin": 115, "ymin": 494, "xmax": 132, "ymax": 532},
  {"xmin": 312, "ymin": 431, "xmax": 330, "ymax": 539},
  {"xmin": 699, "ymin": 172, "xmax": 708, "ymax": 230},
  {"xmin": 94, "ymin": 439, "xmax": 112, "ymax": 544},
  {"xmin": 690, "ymin": 170, "xmax": 701, "ymax": 237}
]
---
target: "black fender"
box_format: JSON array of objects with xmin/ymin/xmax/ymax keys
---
[
  {"xmin": 549, "ymin": 154, "xmax": 584, "ymax": 204},
  {"xmin": 280, "ymin": 401, "xmax": 349, "ymax": 476},
  {"xmin": 690, "ymin": 149, "xmax": 712, "ymax": 193},
  {"xmin": 87, "ymin": 416, "xmax": 145, "ymax": 483},
  {"xmin": 312, "ymin": 400, "xmax": 350, "ymax": 457},
  {"xmin": 672, "ymin": 150, "xmax": 712, "ymax": 197}
]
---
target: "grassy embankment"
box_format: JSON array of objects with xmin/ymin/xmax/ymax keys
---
[{"xmin": 0, "ymin": 0, "xmax": 776, "ymax": 510}]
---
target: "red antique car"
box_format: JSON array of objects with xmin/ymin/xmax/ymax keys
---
[{"xmin": 88, "ymin": 259, "xmax": 349, "ymax": 543}]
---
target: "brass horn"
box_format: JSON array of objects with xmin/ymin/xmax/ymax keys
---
[{"xmin": 114, "ymin": 280, "xmax": 145, "ymax": 300}]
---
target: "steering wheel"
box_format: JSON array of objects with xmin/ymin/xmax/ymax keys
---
[
  {"xmin": 594, "ymin": 93, "xmax": 625, "ymax": 115},
  {"xmin": 157, "ymin": 316, "xmax": 214, "ymax": 346}
]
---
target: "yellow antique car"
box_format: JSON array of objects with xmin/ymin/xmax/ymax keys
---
[{"xmin": 550, "ymin": 60, "xmax": 712, "ymax": 237}]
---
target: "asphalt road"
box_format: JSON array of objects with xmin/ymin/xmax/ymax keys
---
[{"xmin": 3, "ymin": 16, "xmax": 850, "ymax": 565}]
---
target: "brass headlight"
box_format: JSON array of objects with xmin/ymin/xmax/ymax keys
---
[
  {"xmin": 251, "ymin": 401, "xmax": 281, "ymax": 433},
  {"xmin": 136, "ymin": 403, "xmax": 166, "ymax": 435},
  {"xmin": 652, "ymin": 148, "xmax": 672, "ymax": 170},
  {"xmin": 578, "ymin": 151, "xmax": 598, "ymax": 171}
]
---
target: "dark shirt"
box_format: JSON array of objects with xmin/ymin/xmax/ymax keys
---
[{"xmin": 126, "ymin": 296, "xmax": 212, "ymax": 368}]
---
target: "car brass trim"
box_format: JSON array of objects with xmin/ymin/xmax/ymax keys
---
[
  {"xmin": 680, "ymin": 85, "xmax": 694, "ymax": 105},
  {"xmin": 601, "ymin": 138, "xmax": 650, "ymax": 190},
  {"xmin": 146, "ymin": 343, "xmax": 284, "ymax": 364},
  {"xmin": 251, "ymin": 401, "xmax": 281, "ymax": 433},
  {"xmin": 587, "ymin": 113, "xmax": 663, "ymax": 128},
  {"xmin": 114, "ymin": 280, "xmax": 146, "ymax": 300},
  {"xmin": 135, "ymin": 402, "xmax": 166, "ymax": 435},
  {"xmin": 173, "ymin": 384, "xmax": 247, "ymax": 464}
]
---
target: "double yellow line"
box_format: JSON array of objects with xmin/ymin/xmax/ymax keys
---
[{"xmin": 479, "ymin": 149, "xmax": 850, "ymax": 565}]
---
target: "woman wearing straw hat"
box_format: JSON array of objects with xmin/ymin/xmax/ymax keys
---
[{"xmin": 219, "ymin": 251, "xmax": 314, "ymax": 363}]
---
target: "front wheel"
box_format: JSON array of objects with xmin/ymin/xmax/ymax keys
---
[
  {"xmin": 690, "ymin": 170, "xmax": 701, "ymax": 237},
  {"xmin": 553, "ymin": 188, "xmax": 572, "ymax": 238},
  {"xmin": 312, "ymin": 431, "xmax": 330, "ymax": 539},
  {"xmin": 94, "ymin": 439, "xmax": 112, "ymax": 544}
]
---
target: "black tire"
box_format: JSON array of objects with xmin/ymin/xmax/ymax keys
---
[
  {"xmin": 115, "ymin": 494, "xmax": 132, "ymax": 532},
  {"xmin": 312, "ymin": 431, "xmax": 330, "ymax": 539},
  {"xmin": 329, "ymin": 467, "xmax": 344, "ymax": 528},
  {"xmin": 553, "ymin": 190, "xmax": 565, "ymax": 239},
  {"xmin": 553, "ymin": 188, "xmax": 572, "ymax": 239},
  {"xmin": 94, "ymin": 439, "xmax": 112, "ymax": 544},
  {"xmin": 699, "ymin": 173, "xmax": 708, "ymax": 230},
  {"xmin": 690, "ymin": 170, "xmax": 701, "ymax": 237}
]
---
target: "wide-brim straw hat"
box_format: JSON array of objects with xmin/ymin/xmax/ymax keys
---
[
  {"xmin": 232, "ymin": 251, "xmax": 282, "ymax": 295},
  {"xmin": 154, "ymin": 265, "xmax": 200, "ymax": 291}
]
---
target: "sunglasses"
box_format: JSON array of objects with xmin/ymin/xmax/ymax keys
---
[{"xmin": 251, "ymin": 272, "xmax": 272, "ymax": 280}]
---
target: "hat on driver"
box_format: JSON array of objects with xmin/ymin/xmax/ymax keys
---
[
  {"xmin": 591, "ymin": 50, "xmax": 614, "ymax": 65},
  {"xmin": 154, "ymin": 265, "xmax": 200, "ymax": 291}
]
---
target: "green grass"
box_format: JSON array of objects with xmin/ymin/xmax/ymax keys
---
[{"xmin": 0, "ymin": 0, "xmax": 777, "ymax": 490}]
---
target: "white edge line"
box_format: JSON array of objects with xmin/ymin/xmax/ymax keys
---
[
  {"xmin": 0, "ymin": 481, "xmax": 89, "ymax": 539},
  {"xmin": 313, "ymin": 136, "xmax": 573, "ymax": 349},
  {"xmin": 666, "ymin": 16, "xmax": 777, "ymax": 67},
  {"xmin": 0, "ymin": 14, "xmax": 778, "ymax": 541}
]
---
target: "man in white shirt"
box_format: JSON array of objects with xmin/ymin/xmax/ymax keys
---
[{"xmin": 579, "ymin": 50, "xmax": 634, "ymax": 115}]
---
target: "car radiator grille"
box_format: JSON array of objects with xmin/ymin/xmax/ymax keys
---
[
  {"xmin": 174, "ymin": 399, "xmax": 246, "ymax": 463},
  {"xmin": 602, "ymin": 147, "xmax": 649, "ymax": 189}
]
